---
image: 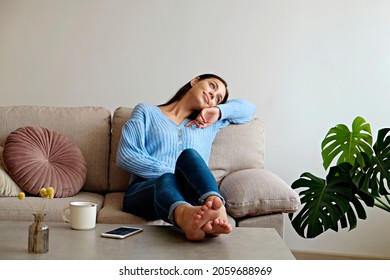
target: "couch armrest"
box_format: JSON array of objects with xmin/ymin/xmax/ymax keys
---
[{"xmin": 219, "ymin": 168, "xmax": 300, "ymax": 219}]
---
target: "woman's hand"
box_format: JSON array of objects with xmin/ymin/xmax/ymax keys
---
[{"xmin": 186, "ymin": 107, "xmax": 221, "ymax": 128}]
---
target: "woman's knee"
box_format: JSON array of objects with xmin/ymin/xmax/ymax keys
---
[
  {"xmin": 181, "ymin": 148, "xmax": 198, "ymax": 156},
  {"xmin": 157, "ymin": 173, "xmax": 175, "ymax": 184},
  {"xmin": 177, "ymin": 148, "xmax": 202, "ymax": 163}
]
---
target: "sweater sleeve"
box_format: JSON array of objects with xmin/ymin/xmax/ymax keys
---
[
  {"xmin": 116, "ymin": 104, "xmax": 173, "ymax": 179},
  {"xmin": 217, "ymin": 98, "xmax": 256, "ymax": 125}
]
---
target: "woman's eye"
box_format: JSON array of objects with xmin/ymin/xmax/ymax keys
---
[{"xmin": 210, "ymin": 83, "xmax": 215, "ymax": 89}]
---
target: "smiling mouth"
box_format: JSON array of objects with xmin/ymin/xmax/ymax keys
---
[{"xmin": 203, "ymin": 92, "xmax": 210, "ymax": 104}]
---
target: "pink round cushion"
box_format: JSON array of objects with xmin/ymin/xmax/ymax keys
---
[{"xmin": 3, "ymin": 126, "xmax": 87, "ymax": 197}]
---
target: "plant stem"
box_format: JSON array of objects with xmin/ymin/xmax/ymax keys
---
[
  {"xmin": 385, "ymin": 194, "xmax": 390, "ymax": 205},
  {"xmin": 40, "ymin": 198, "xmax": 47, "ymax": 214},
  {"xmin": 374, "ymin": 196, "xmax": 390, "ymax": 212},
  {"xmin": 24, "ymin": 198, "xmax": 37, "ymax": 216}
]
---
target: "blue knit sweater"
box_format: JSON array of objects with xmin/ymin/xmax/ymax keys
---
[{"xmin": 116, "ymin": 99, "xmax": 256, "ymax": 181}]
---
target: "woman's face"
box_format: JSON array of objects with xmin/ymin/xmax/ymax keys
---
[{"xmin": 189, "ymin": 77, "xmax": 227, "ymax": 109}]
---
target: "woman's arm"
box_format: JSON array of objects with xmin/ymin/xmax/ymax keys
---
[
  {"xmin": 116, "ymin": 105, "xmax": 173, "ymax": 179},
  {"xmin": 217, "ymin": 98, "xmax": 256, "ymax": 124},
  {"xmin": 186, "ymin": 98, "xmax": 256, "ymax": 128}
]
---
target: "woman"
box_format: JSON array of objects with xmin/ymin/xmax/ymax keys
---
[{"xmin": 117, "ymin": 74, "xmax": 256, "ymax": 241}]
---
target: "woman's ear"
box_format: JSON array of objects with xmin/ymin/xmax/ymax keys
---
[{"xmin": 190, "ymin": 77, "xmax": 200, "ymax": 87}]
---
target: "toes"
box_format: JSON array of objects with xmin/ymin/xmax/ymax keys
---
[
  {"xmin": 204, "ymin": 200, "xmax": 213, "ymax": 208},
  {"xmin": 211, "ymin": 197, "xmax": 223, "ymax": 209},
  {"xmin": 202, "ymin": 221, "xmax": 213, "ymax": 232},
  {"xmin": 206, "ymin": 196, "xmax": 223, "ymax": 210}
]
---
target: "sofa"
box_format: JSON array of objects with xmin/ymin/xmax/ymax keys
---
[{"xmin": 0, "ymin": 106, "xmax": 300, "ymax": 238}]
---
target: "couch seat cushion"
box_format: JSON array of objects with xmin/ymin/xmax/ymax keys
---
[
  {"xmin": 0, "ymin": 191, "xmax": 104, "ymax": 222},
  {"xmin": 97, "ymin": 192, "xmax": 236, "ymax": 226},
  {"xmin": 97, "ymin": 192, "xmax": 170, "ymax": 225}
]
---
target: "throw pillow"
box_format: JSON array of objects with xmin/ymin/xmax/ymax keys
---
[
  {"xmin": 220, "ymin": 169, "xmax": 300, "ymax": 218},
  {"xmin": 3, "ymin": 126, "xmax": 87, "ymax": 197},
  {"xmin": 0, "ymin": 146, "xmax": 23, "ymax": 196}
]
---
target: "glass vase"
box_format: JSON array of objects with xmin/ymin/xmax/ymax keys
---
[{"xmin": 28, "ymin": 212, "xmax": 49, "ymax": 253}]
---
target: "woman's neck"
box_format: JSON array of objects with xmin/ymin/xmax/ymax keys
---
[{"xmin": 159, "ymin": 101, "xmax": 192, "ymax": 125}]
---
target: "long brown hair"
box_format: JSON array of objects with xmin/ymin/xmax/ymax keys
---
[{"xmin": 160, "ymin": 74, "xmax": 229, "ymax": 119}]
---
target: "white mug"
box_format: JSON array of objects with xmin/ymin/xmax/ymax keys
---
[{"xmin": 62, "ymin": 201, "xmax": 97, "ymax": 230}]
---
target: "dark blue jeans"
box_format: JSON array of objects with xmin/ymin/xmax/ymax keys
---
[{"xmin": 122, "ymin": 149, "xmax": 224, "ymax": 225}]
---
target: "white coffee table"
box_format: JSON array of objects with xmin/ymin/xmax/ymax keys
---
[{"xmin": 0, "ymin": 221, "xmax": 295, "ymax": 260}]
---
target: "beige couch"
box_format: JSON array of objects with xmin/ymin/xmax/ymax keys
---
[{"xmin": 0, "ymin": 106, "xmax": 300, "ymax": 237}]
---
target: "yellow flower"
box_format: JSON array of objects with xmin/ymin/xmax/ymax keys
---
[
  {"xmin": 47, "ymin": 187, "xmax": 55, "ymax": 199},
  {"xmin": 18, "ymin": 192, "xmax": 25, "ymax": 200},
  {"xmin": 39, "ymin": 188, "xmax": 48, "ymax": 198},
  {"xmin": 18, "ymin": 187, "xmax": 56, "ymax": 214}
]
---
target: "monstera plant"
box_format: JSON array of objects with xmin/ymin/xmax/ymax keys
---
[{"xmin": 289, "ymin": 116, "xmax": 390, "ymax": 238}]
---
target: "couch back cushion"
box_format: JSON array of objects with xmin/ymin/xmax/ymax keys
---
[
  {"xmin": 109, "ymin": 107, "xmax": 133, "ymax": 192},
  {"xmin": 0, "ymin": 106, "xmax": 111, "ymax": 194},
  {"xmin": 109, "ymin": 107, "xmax": 265, "ymax": 192},
  {"xmin": 209, "ymin": 117, "xmax": 265, "ymax": 184}
]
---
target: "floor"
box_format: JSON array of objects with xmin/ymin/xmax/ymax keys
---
[{"xmin": 291, "ymin": 250, "xmax": 389, "ymax": 260}]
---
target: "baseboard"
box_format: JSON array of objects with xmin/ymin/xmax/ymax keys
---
[{"xmin": 291, "ymin": 249, "xmax": 390, "ymax": 260}]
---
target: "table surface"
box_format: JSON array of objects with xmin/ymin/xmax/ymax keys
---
[{"xmin": 0, "ymin": 221, "xmax": 295, "ymax": 260}]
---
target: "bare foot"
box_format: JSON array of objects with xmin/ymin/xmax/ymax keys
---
[
  {"xmin": 174, "ymin": 203, "xmax": 219, "ymax": 241},
  {"xmin": 202, "ymin": 196, "xmax": 232, "ymax": 236},
  {"xmin": 203, "ymin": 219, "xmax": 232, "ymax": 236}
]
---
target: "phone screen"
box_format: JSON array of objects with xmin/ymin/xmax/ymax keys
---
[
  {"xmin": 101, "ymin": 227, "xmax": 143, "ymax": 239},
  {"xmin": 106, "ymin": 227, "xmax": 140, "ymax": 235}
]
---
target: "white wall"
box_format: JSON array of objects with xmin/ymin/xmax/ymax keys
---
[{"xmin": 1, "ymin": 0, "xmax": 390, "ymax": 258}]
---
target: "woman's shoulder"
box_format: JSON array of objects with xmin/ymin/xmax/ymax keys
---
[
  {"xmin": 133, "ymin": 103, "xmax": 158, "ymax": 110},
  {"xmin": 129, "ymin": 103, "xmax": 161, "ymax": 121},
  {"xmin": 131, "ymin": 103, "xmax": 160, "ymax": 115}
]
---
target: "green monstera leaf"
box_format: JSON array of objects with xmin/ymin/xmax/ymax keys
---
[
  {"xmin": 321, "ymin": 116, "xmax": 373, "ymax": 170},
  {"xmin": 355, "ymin": 128, "xmax": 390, "ymax": 197},
  {"xmin": 289, "ymin": 163, "xmax": 367, "ymax": 238},
  {"xmin": 290, "ymin": 117, "xmax": 390, "ymax": 239}
]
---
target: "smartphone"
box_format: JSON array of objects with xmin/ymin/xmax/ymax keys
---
[{"xmin": 101, "ymin": 226, "xmax": 143, "ymax": 239}]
